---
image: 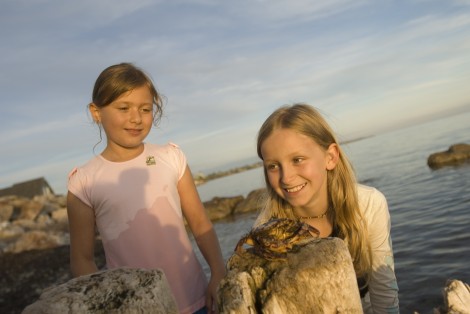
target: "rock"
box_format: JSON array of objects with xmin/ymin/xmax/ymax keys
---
[
  {"xmin": 428, "ymin": 143, "xmax": 470, "ymax": 169},
  {"xmin": 203, "ymin": 195, "xmax": 244, "ymax": 220},
  {"xmin": 218, "ymin": 237, "xmax": 362, "ymax": 313},
  {"xmin": 434, "ymin": 279, "xmax": 470, "ymax": 313},
  {"xmin": 233, "ymin": 188, "xmax": 267, "ymax": 215},
  {"xmin": 0, "ymin": 241, "xmax": 106, "ymax": 314},
  {"xmin": 3, "ymin": 230, "xmax": 68, "ymax": 253},
  {"xmin": 17, "ymin": 200, "xmax": 44, "ymax": 221},
  {"xmin": 51, "ymin": 208, "xmax": 68, "ymax": 224},
  {"xmin": 22, "ymin": 267, "xmax": 178, "ymax": 314},
  {"xmin": 0, "ymin": 203, "xmax": 14, "ymax": 222}
]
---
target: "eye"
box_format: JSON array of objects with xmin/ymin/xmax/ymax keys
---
[
  {"xmin": 118, "ymin": 107, "xmax": 129, "ymax": 112},
  {"xmin": 265, "ymin": 163, "xmax": 279, "ymax": 171},
  {"xmin": 141, "ymin": 106, "xmax": 153, "ymax": 113},
  {"xmin": 293, "ymin": 157, "xmax": 303, "ymax": 164}
]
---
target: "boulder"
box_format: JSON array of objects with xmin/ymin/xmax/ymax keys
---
[
  {"xmin": 427, "ymin": 143, "xmax": 470, "ymax": 169},
  {"xmin": 218, "ymin": 237, "xmax": 362, "ymax": 313},
  {"xmin": 203, "ymin": 195, "xmax": 244, "ymax": 220},
  {"xmin": 22, "ymin": 267, "xmax": 178, "ymax": 314},
  {"xmin": 233, "ymin": 188, "xmax": 267, "ymax": 215},
  {"xmin": 3, "ymin": 230, "xmax": 68, "ymax": 253},
  {"xmin": 0, "ymin": 203, "xmax": 14, "ymax": 222},
  {"xmin": 0, "ymin": 241, "xmax": 106, "ymax": 314},
  {"xmin": 434, "ymin": 279, "xmax": 470, "ymax": 313}
]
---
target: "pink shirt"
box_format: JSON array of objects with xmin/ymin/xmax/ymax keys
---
[{"xmin": 68, "ymin": 143, "xmax": 207, "ymax": 314}]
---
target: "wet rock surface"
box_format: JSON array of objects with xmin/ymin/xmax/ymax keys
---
[{"xmin": 427, "ymin": 143, "xmax": 470, "ymax": 169}]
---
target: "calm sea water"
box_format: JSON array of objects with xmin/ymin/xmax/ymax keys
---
[{"xmin": 194, "ymin": 111, "xmax": 470, "ymax": 313}]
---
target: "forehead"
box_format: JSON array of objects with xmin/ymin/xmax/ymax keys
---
[
  {"xmin": 261, "ymin": 128, "xmax": 319, "ymax": 156},
  {"xmin": 114, "ymin": 85, "xmax": 153, "ymax": 102}
]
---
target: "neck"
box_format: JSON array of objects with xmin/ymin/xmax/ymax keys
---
[
  {"xmin": 102, "ymin": 143, "xmax": 145, "ymax": 162},
  {"xmin": 295, "ymin": 207, "xmax": 329, "ymax": 220}
]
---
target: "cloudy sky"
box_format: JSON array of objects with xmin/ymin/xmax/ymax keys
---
[{"xmin": 1, "ymin": 0, "xmax": 470, "ymax": 195}]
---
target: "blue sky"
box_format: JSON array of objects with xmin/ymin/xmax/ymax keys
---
[{"xmin": 1, "ymin": 0, "xmax": 470, "ymax": 195}]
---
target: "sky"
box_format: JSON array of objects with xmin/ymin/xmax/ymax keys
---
[{"xmin": 1, "ymin": 0, "xmax": 470, "ymax": 195}]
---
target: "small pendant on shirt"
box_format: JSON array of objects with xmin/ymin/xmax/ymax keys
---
[{"xmin": 146, "ymin": 156, "xmax": 156, "ymax": 166}]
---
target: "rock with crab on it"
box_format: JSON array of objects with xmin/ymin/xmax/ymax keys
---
[{"xmin": 217, "ymin": 218, "xmax": 362, "ymax": 313}]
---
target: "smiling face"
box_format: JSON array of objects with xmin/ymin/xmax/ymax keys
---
[
  {"xmin": 89, "ymin": 85, "xmax": 154, "ymax": 161},
  {"xmin": 260, "ymin": 128, "xmax": 338, "ymax": 215}
]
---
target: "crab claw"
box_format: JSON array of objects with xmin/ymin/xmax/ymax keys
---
[{"xmin": 235, "ymin": 235, "xmax": 254, "ymax": 254}]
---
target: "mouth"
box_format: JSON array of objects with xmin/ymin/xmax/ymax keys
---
[
  {"xmin": 125, "ymin": 128, "xmax": 143, "ymax": 135},
  {"xmin": 284, "ymin": 183, "xmax": 306, "ymax": 193}
]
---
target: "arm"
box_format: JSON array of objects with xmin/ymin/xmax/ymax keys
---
[
  {"xmin": 67, "ymin": 191, "xmax": 99, "ymax": 277},
  {"xmin": 363, "ymin": 187, "xmax": 399, "ymax": 313},
  {"xmin": 178, "ymin": 165, "xmax": 226, "ymax": 313}
]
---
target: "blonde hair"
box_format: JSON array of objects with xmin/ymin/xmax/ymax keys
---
[{"xmin": 255, "ymin": 103, "xmax": 372, "ymax": 278}]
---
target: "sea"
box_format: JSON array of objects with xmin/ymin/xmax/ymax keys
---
[{"xmin": 193, "ymin": 110, "xmax": 470, "ymax": 313}]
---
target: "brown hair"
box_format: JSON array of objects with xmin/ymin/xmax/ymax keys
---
[{"xmin": 91, "ymin": 62, "xmax": 164, "ymax": 125}]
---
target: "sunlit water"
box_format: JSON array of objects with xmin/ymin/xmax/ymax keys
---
[{"xmin": 193, "ymin": 111, "xmax": 470, "ymax": 313}]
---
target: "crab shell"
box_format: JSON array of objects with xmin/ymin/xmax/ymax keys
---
[{"xmin": 235, "ymin": 218, "xmax": 320, "ymax": 260}]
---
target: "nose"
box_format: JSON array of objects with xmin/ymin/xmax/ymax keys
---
[
  {"xmin": 280, "ymin": 164, "xmax": 295, "ymax": 185},
  {"xmin": 129, "ymin": 108, "xmax": 142, "ymax": 124}
]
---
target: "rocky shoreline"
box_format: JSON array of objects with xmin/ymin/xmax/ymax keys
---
[
  {"xmin": 0, "ymin": 189, "xmax": 266, "ymax": 314},
  {"xmin": 2, "ymin": 191, "xmax": 470, "ymax": 313}
]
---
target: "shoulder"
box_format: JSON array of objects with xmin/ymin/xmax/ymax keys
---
[
  {"xmin": 68, "ymin": 156, "xmax": 102, "ymax": 181},
  {"xmin": 145, "ymin": 142, "xmax": 185, "ymax": 156},
  {"xmin": 357, "ymin": 184, "xmax": 387, "ymax": 207},
  {"xmin": 357, "ymin": 184, "xmax": 389, "ymax": 221},
  {"xmin": 145, "ymin": 142, "xmax": 187, "ymax": 178}
]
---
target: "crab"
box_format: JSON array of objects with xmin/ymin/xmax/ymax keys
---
[{"xmin": 234, "ymin": 218, "xmax": 321, "ymax": 260}]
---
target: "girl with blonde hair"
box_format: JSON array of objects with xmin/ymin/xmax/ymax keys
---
[{"xmin": 255, "ymin": 103, "xmax": 399, "ymax": 313}]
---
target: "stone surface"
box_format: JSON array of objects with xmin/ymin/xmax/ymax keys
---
[
  {"xmin": 203, "ymin": 196, "xmax": 244, "ymax": 220},
  {"xmin": 233, "ymin": 188, "xmax": 267, "ymax": 215},
  {"xmin": 0, "ymin": 241, "xmax": 106, "ymax": 314},
  {"xmin": 434, "ymin": 279, "xmax": 470, "ymax": 314},
  {"xmin": 218, "ymin": 237, "xmax": 363, "ymax": 313},
  {"xmin": 22, "ymin": 267, "xmax": 178, "ymax": 314},
  {"xmin": 427, "ymin": 143, "xmax": 470, "ymax": 169},
  {"xmin": 3, "ymin": 230, "xmax": 68, "ymax": 253}
]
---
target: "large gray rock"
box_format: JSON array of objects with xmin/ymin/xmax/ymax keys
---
[
  {"xmin": 22, "ymin": 267, "xmax": 178, "ymax": 314},
  {"xmin": 428, "ymin": 143, "xmax": 470, "ymax": 169},
  {"xmin": 218, "ymin": 237, "xmax": 362, "ymax": 313}
]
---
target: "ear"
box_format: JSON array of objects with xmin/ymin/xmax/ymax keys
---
[
  {"xmin": 89, "ymin": 103, "xmax": 101, "ymax": 123},
  {"xmin": 325, "ymin": 143, "xmax": 339, "ymax": 170}
]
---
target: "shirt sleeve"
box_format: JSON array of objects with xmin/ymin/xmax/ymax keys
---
[
  {"xmin": 67, "ymin": 167, "xmax": 92, "ymax": 208},
  {"xmin": 359, "ymin": 185, "xmax": 400, "ymax": 313},
  {"xmin": 167, "ymin": 142, "xmax": 188, "ymax": 181}
]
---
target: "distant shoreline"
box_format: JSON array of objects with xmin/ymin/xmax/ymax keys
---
[
  {"xmin": 193, "ymin": 135, "xmax": 372, "ymax": 186},
  {"xmin": 194, "ymin": 161, "xmax": 263, "ymax": 186}
]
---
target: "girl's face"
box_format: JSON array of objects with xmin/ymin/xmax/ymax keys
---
[
  {"xmin": 89, "ymin": 85, "xmax": 154, "ymax": 160},
  {"xmin": 260, "ymin": 128, "xmax": 338, "ymax": 213}
]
